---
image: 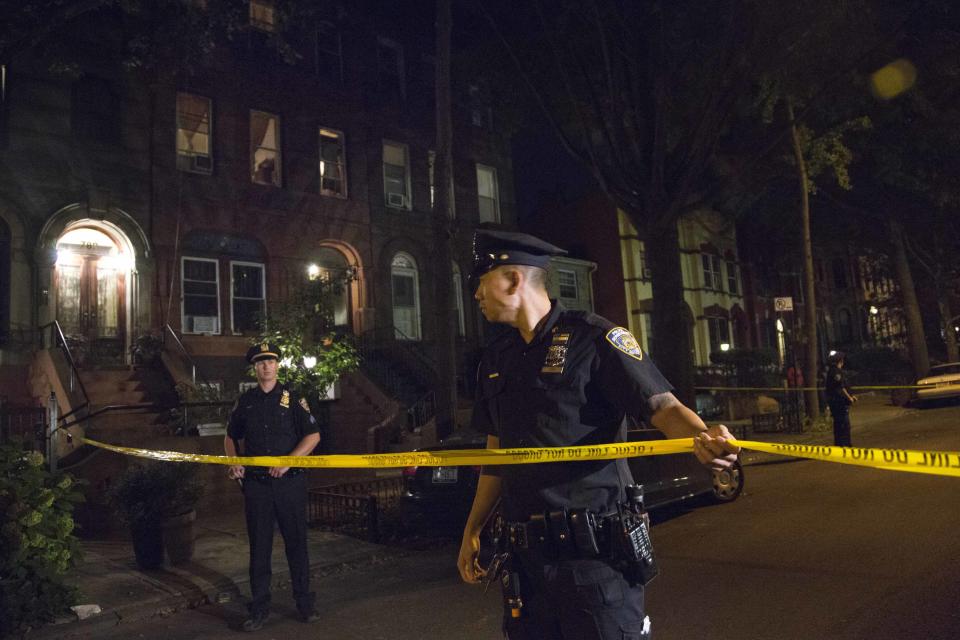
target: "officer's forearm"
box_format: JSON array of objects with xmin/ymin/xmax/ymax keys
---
[
  {"xmin": 288, "ymin": 432, "xmax": 321, "ymax": 457},
  {"xmin": 464, "ymin": 473, "xmax": 501, "ymax": 538},
  {"xmin": 224, "ymin": 435, "xmax": 241, "ymax": 456},
  {"xmin": 650, "ymin": 402, "xmax": 707, "ymax": 439}
]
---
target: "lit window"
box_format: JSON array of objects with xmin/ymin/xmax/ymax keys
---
[
  {"xmin": 557, "ymin": 269, "xmax": 578, "ymax": 300},
  {"xmin": 383, "ymin": 141, "xmax": 410, "ymax": 209},
  {"xmin": 701, "ymin": 254, "xmax": 722, "ymax": 290},
  {"xmin": 249, "ymin": 0, "xmax": 275, "ymax": 32},
  {"xmin": 250, "ymin": 110, "xmax": 281, "ymax": 187},
  {"xmin": 476, "ymin": 164, "xmax": 499, "ymax": 223},
  {"xmin": 231, "ymin": 261, "xmax": 265, "ymax": 334},
  {"xmin": 176, "ymin": 93, "xmax": 213, "ymax": 174},
  {"xmin": 726, "ymin": 261, "xmax": 739, "ymax": 295},
  {"xmin": 319, "ymin": 128, "xmax": 347, "ymax": 197},
  {"xmin": 182, "ymin": 257, "xmax": 220, "ymax": 334}
]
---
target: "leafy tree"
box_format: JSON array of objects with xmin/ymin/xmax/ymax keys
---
[{"xmin": 252, "ymin": 275, "xmax": 359, "ymax": 401}]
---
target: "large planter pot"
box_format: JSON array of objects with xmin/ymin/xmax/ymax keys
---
[
  {"xmin": 162, "ymin": 510, "xmax": 196, "ymax": 565},
  {"xmin": 131, "ymin": 522, "xmax": 164, "ymax": 570}
]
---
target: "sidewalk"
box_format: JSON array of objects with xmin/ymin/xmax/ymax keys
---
[
  {"xmin": 728, "ymin": 391, "xmax": 914, "ymax": 466},
  {"xmin": 28, "ymin": 509, "xmax": 402, "ymax": 639}
]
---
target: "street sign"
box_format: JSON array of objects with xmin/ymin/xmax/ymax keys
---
[{"xmin": 774, "ymin": 297, "xmax": 794, "ymax": 312}]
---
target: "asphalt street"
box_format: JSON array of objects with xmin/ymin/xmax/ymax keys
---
[{"xmin": 63, "ymin": 401, "xmax": 960, "ymax": 640}]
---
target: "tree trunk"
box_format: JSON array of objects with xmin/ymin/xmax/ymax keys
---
[
  {"xmin": 937, "ymin": 294, "xmax": 958, "ymax": 363},
  {"xmin": 431, "ymin": 0, "xmax": 457, "ymax": 440},
  {"xmin": 887, "ymin": 218, "xmax": 929, "ymax": 378},
  {"xmin": 644, "ymin": 217, "xmax": 696, "ymax": 407},
  {"xmin": 788, "ymin": 101, "xmax": 820, "ymax": 421}
]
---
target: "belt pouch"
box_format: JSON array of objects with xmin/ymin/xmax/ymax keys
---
[{"xmin": 568, "ymin": 509, "xmax": 600, "ymax": 556}]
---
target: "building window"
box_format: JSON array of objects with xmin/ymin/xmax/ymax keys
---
[
  {"xmin": 383, "ymin": 141, "xmax": 411, "ymax": 209},
  {"xmin": 557, "ymin": 269, "xmax": 578, "ymax": 301},
  {"xmin": 176, "ymin": 93, "xmax": 213, "ymax": 174},
  {"xmin": 319, "ymin": 128, "xmax": 347, "ymax": 197},
  {"xmin": 706, "ymin": 316, "xmax": 731, "ymax": 355},
  {"xmin": 452, "ymin": 262, "xmax": 465, "ymax": 337},
  {"xmin": 476, "ymin": 164, "xmax": 499, "ymax": 223},
  {"xmin": 701, "ymin": 254, "xmax": 722, "ymax": 290},
  {"xmin": 250, "ymin": 110, "xmax": 281, "ymax": 186},
  {"xmin": 316, "ymin": 21, "xmax": 343, "ymax": 83},
  {"xmin": 231, "ymin": 261, "xmax": 265, "ymax": 334},
  {"xmin": 726, "ymin": 261, "xmax": 739, "ymax": 295},
  {"xmin": 71, "ymin": 76, "xmax": 119, "ymax": 142},
  {"xmin": 832, "ymin": 257, "xmax": 848, "ymax": 290},
  {"xmin": 377, "ymin": 37, "xmax": 405, "ymax": 100},
  {"xmin": 249, "ymin": 0, "xmax": 275, "ymax": 32},
  {"xmin": 391, "ymin": 253, "xmax": 421, "ymax": 340},
  {"xmin": 837, "ymin": 308, "xmax": 853, "ymax": 344},
  {"xmin": 182, "ymin": 257, "xmax": 220, "ymax": 334}
]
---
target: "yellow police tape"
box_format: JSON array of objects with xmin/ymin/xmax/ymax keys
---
[
  {"xmin": 696, "ymin": 385, "xmax": 927, "ymax": 392},
  {"xmin": 80, "ymin": 436, "xmax": 960, "ymax": 478}
]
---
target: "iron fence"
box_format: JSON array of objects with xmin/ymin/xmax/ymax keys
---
[
  {"xmin": 307, "ymin": 476, "xmax": 405, "ymax": 542},
  {"xmin": 0, "ymin": 405, "xmax": 46, "ymax": 450}
]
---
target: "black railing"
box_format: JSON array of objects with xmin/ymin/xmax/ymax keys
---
[
  {"xmin": 39, "ymin": 321, "xmax": 89, "ymax": 423},
  {"xmin": 355, "ymin": 326, "xmax": 437, "ymax": 429},
  {"xmin": 0, "ymin": 403, "xmax": 46, "ymax": 450},
  {"xmin": 307, "ymin": 477, "xmax": 405, "ymax": 542}
]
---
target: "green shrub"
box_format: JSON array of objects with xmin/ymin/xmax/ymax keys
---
[
  {"xmin": 0, "ymin": 441, "xmax": 84, "ymax": 636},
  {"xmin": 108, "ymin": 462, "xmax": 204, "ymax": 528}
]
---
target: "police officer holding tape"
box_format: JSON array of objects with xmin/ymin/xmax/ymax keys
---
[
  {"xmin": 224, "ymin": 343, "xmax": 321, "ymax": 632},
  {"xmin": 458, "ymin": 230, "xmax": 741, "ymax": 639}
]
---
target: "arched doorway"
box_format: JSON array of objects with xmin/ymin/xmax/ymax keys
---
[{"xmin": 54, "ymin": 223, "xmax": 135, "ymax": 364}]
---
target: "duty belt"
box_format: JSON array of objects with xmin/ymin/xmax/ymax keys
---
[{"xmin": 500, "ymin": 509, "xmax": 616, "ymax": 558}]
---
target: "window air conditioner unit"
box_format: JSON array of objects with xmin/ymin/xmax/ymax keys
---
[
  {"xmin": 387, "ymin": 192, "xmax": 406, "ymax": 208},
  {"xmin": 190, "ymin": 316, "xmax": 218, "ymax": 334},
  {"xmin": 178, "ymin": 153, "xmax": 213, "ymax": 174}
]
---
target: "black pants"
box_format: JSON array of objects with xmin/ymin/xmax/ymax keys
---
[
  {"xmin": 504, "ymin": 549, "xmax": 648, "ymax": 640},
  {"xmin": 243, "ymin": 473, "xmax": 314, "ymax": 615},
  {"xmin": 830, "ymin": 402, "xmax": 852, "ymax": 447}
]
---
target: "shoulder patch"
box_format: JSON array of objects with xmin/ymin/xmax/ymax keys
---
[{"xmin": 605, "ymin": 327, "xmax": 643, "ymax": 361}]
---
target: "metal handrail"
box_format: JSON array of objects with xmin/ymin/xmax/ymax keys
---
[
  {"xmin": 406, "ymin": 389, "xmax": 436, "ymax": 431},
  {"xmin": 39, "ymin": 321, "xmax": 89, "ymax": 421},
  {"xmin": 162, "ymin": 323, "xmax": 215, "ymax": 388}
]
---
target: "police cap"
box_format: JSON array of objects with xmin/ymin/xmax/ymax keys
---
[
  {"xmin": 470, "ymin": 229, "xmax": 567, "ymax": 291},
  {"xmin": 246, "ymin": 342, "xmax": 281, "ymax": 364}
]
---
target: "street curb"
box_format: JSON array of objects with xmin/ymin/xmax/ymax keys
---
[{"xmin": 22, "ymin": 546, "xmax": 411, "ymax": 639}]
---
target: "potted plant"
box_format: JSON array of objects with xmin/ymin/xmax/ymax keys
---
[
  {"xmin": 108, "ymin": 462, "xmax": 204, "ymax": 569},
  {"xmin": 130, "ymin": 332, "xmax": 164, "ymax": 366}
]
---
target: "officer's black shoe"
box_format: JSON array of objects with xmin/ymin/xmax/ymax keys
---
[
  {"xmin": 298, "ymin": 608, "xmax": 321, "ymax": 624},
  {"xmin": 241, "ymin": 611, "xmax": 269, "ymax": 632}
]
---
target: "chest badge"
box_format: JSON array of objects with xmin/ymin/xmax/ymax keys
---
[
  {"xmin": 541, "ymin": 332, "xmax": 571, "ymax": 374},
  {"xmin": 605, "ymin": 327, "xmax": 643, "ymax": 361},
  {"xmin": 280, "ymin": 389, "xmax": 290, "ymax": 409}
]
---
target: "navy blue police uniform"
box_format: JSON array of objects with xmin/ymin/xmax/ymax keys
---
[
  {"xmin": 825, "ymin": 359, "xmax": 852, "ymax": 447},
  {"xmin": 227, "ymin": 343, "xmax": 319, "ymax": 627},
  {"xmin": 471, "ymin": 230, "xmax": 667, "ymax": 640}
]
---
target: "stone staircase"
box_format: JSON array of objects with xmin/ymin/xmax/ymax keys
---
[{"xmin": 326, "ymin": 371, "xmax": 402, "ymax": 454}]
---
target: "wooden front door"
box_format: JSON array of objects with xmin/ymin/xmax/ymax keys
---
[{"xmin": 56, "ymin": 249, "xmax": 125, "ymax": 364}]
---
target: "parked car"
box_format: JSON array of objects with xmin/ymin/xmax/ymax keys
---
[
  {"xmin": 914, "ymin": 362, "xmax": 960, "ymax": 405},
  {"xmin": 399, "ymin": 424, "xmax": 744, "ymax": 532}
]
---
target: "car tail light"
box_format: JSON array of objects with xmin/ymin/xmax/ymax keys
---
[{"xmin": 402, "ymin": 466, "xmax": 418, "ymax": 478}]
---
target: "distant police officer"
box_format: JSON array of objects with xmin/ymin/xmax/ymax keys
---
[
  {"xmin": 225, "ymin": 343, "xmax": 321, "ymax": 632},
  {"xmin": 457, "ymin": 230, "xmax": 741, "ymax": 640},
  {"xmin": 825, "ymin": 352, "xmax": 857, "ymax": 447}
]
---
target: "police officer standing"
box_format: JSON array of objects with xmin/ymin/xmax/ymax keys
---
[
  {"xmin": 457, "ymin": 230, "xmax": 741, "ymax": 639},
  {"xmin": 224, "ymin": 343, "xmax": 321, "ymax": 632},
  {"xmin": 825, "ymin": 352, "xmax": 857, "ymax": 447}
]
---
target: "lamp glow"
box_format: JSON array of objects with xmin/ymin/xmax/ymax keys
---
[
  {"xmin": 869, "ymin": 305, "xmax": 879, "ymax": 315},
  {"xmin": 302, "ymin": 355, "xmax": 317, "ymax": 369},
  {"xmin": 720, "ymin": 343, "xmax": 730, "ymax": 352},
  {"xmin": 307, "ymin": 264, "xmax": 321, "ymax": 280}
]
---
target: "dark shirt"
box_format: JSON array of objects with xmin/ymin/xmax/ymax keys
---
[
  {"xmin": 825, "ymin": 366, "xmax": 851, "ymax": 406},
  {"xmin": 471, "ymin": 302, "xmax": 673, "ymax": 521},
  {"xmin": 227, "ymin": 383, "xmax": 318, "ymax": 468}
]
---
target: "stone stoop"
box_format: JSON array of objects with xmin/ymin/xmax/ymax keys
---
[{"xmin": 327, "ymin": 372, "xmax": 392, "ymax": 454}]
